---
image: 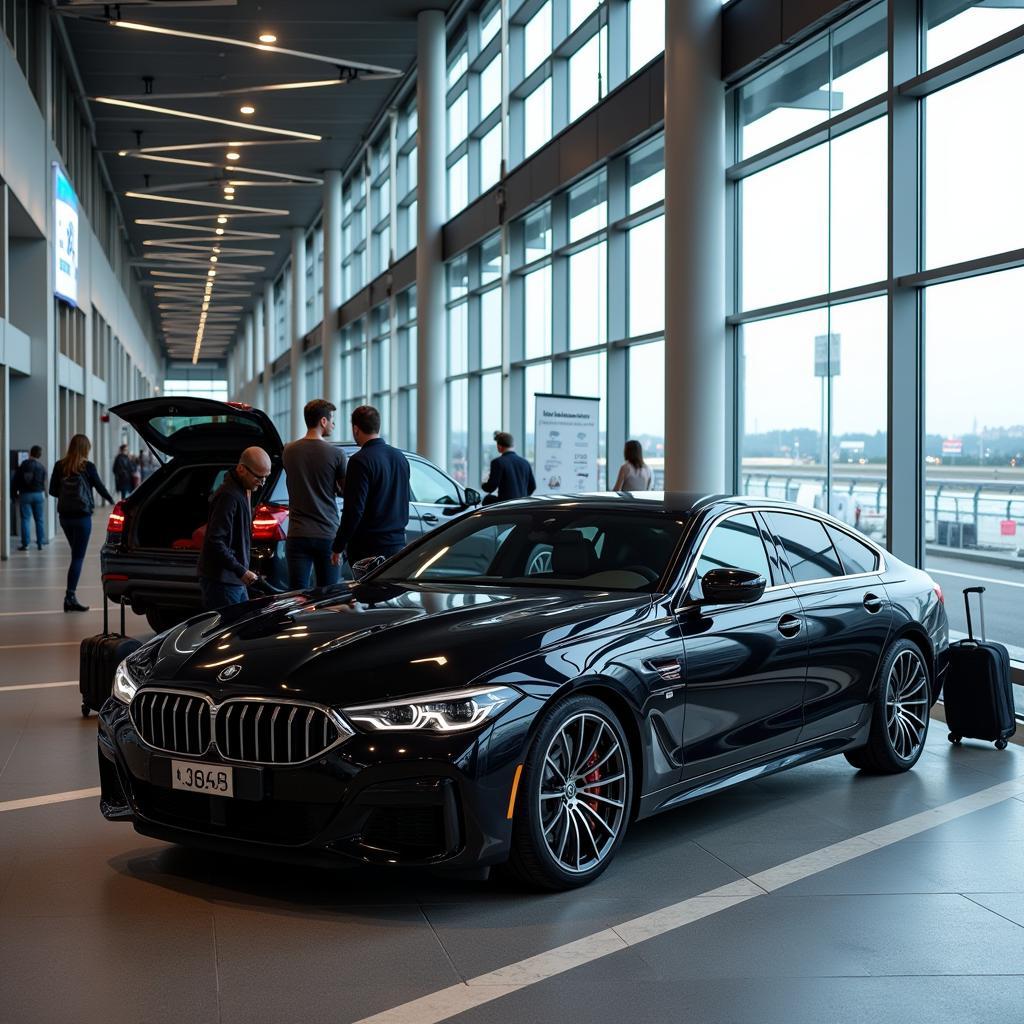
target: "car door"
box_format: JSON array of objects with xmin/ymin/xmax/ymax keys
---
[
  {"xmin": 761, "ymin": 511, "xmax": 893, "ymax": 742},
  {"xmin": 677, "ymin": 511, "xmax": 809, "ymax": 781},
  {"xmin": 407, "ymin": 457, "xmax": 476, "ymax": 546}
]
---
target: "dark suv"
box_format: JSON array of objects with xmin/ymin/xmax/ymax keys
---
[{"xmin": 100, "ymin": 398, "xmax": 481, "ymax": 632}]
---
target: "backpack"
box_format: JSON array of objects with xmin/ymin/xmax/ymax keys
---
[{"xmin": 58, "ymin": 469, "xmax": 93, "ymax": 516}]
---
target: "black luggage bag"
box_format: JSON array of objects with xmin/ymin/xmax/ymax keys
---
[
  {"xmin": 944, "ymin": 587, "xmax": 1016, "ymax": 750},
  {"xmin": 79, "ymin": 596, "xmax": 141, "ymax": 718}
]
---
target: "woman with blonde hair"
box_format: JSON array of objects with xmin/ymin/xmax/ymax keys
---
[
  {"xmin": 48, "ymin": 434, "xmax": 114, "ymax": 612},
  {"xmin": 612, "ymin": 439, "xmax": 653, "ymax": 491}
]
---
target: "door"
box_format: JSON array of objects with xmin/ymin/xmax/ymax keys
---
[
  {"xmin": 407, "ymin": 458, "xmax": 467, "ymax": 543},
  {"xmin": 678, "ymin": 512, "xmax": 809, "ymax": 780},
  {"xmin": 761, "ymin": 512, "xmax": 893, "ymax": 741}
]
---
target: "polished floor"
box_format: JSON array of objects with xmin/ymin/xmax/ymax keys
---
[{"xmin": 1, "ymin": 515, "xmax": 1023, "ymax": 1024}]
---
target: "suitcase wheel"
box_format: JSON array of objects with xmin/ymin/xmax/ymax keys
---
[
  {"xmin": 81, "ymin": 703, "xmax": 91, "ymax": 719},
  {"xmin": 995, "ymin": 739, "xmax": 1008, "ymax": 751},
  {"xmin": 948, "ymin": 732, "xmax": 962, "ymax": 745}
]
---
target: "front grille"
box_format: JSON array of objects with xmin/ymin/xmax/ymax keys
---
[
  {"xmin": 214, "ymin": 700, "xmax": 346, "ymax": 764},
  {"xmin": 131, "ymin": 690, "xmax": 211, "ymax": 756},
  {"xmin": 361, "ymin": 806, "xmax": 448, "ymax": 857}
]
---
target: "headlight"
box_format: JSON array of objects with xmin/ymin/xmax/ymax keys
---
[
  {"xmin": 112, "ymin": 660, "xmax": 138, "ymax": 704},
  {"xmin": 343, "ymin": 686, "xmax": 517, "ymax": 733}
]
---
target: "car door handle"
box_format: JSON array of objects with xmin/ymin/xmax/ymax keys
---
[
  {"xmin": 421, "ymin": 512, "xmax": 439, "ymax": 524},
  {"xmin": 777, "ymin": 613, "xmax": 802, "ymax": 638},
  {"xmin": 863, "ymin": 593, "xmax": 884, "ymax": 614}
]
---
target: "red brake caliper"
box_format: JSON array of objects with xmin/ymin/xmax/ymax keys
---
[{"xmin": 583, "ymin": 751, "xmax": 602, "ymax": 813}]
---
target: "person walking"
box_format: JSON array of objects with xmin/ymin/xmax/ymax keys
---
[
  {"xmin": 49, "ymin": 434, "xmax": 115, "ymax": 612},
  {"xmin": 612, "ymin": 440, "xmax": 653, "ymax": 491},
  {"xmin": 331, "ymin": 406, "xmax": 410, "ymax": 570},
  {"xmin": 283, "ymin": 398, "xmax": 348, "ymax": 590},
  {"xmin": 197, "ymin": 446, "xmax": 272, "ymax": 611},
  {"xmin": 14, "ymin": 445, "xmax": 47, "ymax": 551},
  {"xmin": 138, "ymin": 449, "xmax": 158, "ymax": 482},
  {"xmin": 113, "ymin": 444, "xmax": 135, "ymax": 499},
  {"xmin": 481, "ymin": 431, "xmax": 536, "ymax": 503}
]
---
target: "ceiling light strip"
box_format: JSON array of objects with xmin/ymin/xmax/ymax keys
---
[
  {"xmin": 107, "ymin": 79, "xmax": 349, "ymax": 101},
  {"xmin": 125, "ymin": 192, "xmax": 289, "ymax": 215}
]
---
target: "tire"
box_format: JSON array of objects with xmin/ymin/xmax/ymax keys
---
[
  {"xmin": 845, "ymin": 639, "xmax": 931, "ymax": 774},
  {"xmin": 508, "ymin": 694, "xmax": 633, "ymax": 891},
  {"xmin": 995, "ymin": 739, "xmax": 1008, "ymax": 751},
  {"xmin": 146, "ymin": 608, "xmax": 186, "ymax": 634}
]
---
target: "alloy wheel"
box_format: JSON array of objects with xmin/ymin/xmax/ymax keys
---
[
  {"xmin": 538, "ymin": 712, "xmax": 628, "ymax": 874},
  {"xmin": 884, "ymin": 649, "xmax": 929, "ymax": 760}
]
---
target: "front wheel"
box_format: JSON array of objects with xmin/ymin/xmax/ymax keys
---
[
  {"xmin": 845, "ymin": 639, "xmax": 931, "ymax": 774},
  {"xmin": 508, "ymin": 694, "xmax": 633, "ymax": 890}
]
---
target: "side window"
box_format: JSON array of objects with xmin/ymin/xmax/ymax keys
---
[
  {"xmin": 764, "ymin": 512, "xmax": 843, "ymax": 583},
  {"xmin": 695, "ymin": 513, "xmax": 772, "ymax": 583},
  {"xmin": 827, "ymin": 526, "xmax": 880, "ymax": 575},
  {"xmin": 409, "ymin": 460, "xmax": 460, "ymax": 505}
]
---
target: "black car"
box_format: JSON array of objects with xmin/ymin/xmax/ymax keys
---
[
  {"xmin": 97, "ymin": 494, "xmax": 948, "ymax": 890},
  {"xmin": 100, "ymin": 397, "xmax": 481, "ymax": 632}
]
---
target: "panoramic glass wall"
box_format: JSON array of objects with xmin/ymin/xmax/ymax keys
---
[{"xmin": 730, "ymin": 0, "xmax": 1024, "ymax": 676}]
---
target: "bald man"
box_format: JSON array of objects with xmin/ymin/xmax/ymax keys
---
[{"xmin": 198, "ymin": 445, "xmax": 273, "ymax": 611}]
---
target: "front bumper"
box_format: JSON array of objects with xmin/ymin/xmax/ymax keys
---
[{"xmin": 97, "ymin": 696, "xmax": 536, "ymax": 868}]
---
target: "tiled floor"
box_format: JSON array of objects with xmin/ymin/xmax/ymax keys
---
[{"xmin": 1, "ymin": 516, "xmax": 1022, "ymax": 1024}]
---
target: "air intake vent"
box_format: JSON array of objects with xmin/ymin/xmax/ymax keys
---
[
  {"xmin": 214, "ymin": 700, "xmax": 349, "ymax": 765},
  {"xmin": 131, "ymin": 690, "xmax": 212, "ymax": 757}
]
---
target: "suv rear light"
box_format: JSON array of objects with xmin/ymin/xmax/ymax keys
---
[
  {"xmin": 107, "ymin": 502, "xmax": 126, "ymax": 536},
  {"xmin": 933, "ymin": 581, "xmax": 944, "ymax": 605},
  {"xmin": 252, "ymin": 503, "xmax": 288, "ymax": 542}
]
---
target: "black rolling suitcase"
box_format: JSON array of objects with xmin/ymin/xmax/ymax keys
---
[
  {"xmin": 79, "ymin": 596, "xmax": 141, "ymax": 718},
  {"xmin": 944, "ymin": 587, "xmax": 1016, "ymax": 750}
]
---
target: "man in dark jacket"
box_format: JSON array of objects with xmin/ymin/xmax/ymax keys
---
[
  {"xmin": 331, "ymin": 406, "xmax": 410, "ymax": 570},
  {"xmin": 14, "ymin": 446, "xmax": 47, "ymax": 551},
  {"xmin": 482, "ymin": 431, "xmax": 536, "ymax": 503},
  {"xmin": 113, "ymin": 445, "xmax": 135, "ymax": 499},
  {"xmin": 198, "ymin": 446, "xmax": 272, "ymax": 610}
]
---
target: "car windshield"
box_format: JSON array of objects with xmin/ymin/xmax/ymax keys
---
[{"xmin": 377, "ymin": 508, "xmax": 688, "ymax": 592}]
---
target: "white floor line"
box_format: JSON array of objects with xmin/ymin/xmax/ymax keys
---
[
  {"xmin": 930, "ymin": 568, "xmax": 1024, "ymax": 589},
  {"xmin": 352, "ymin": 773, "xmax": 1024, "ymax": 1024},
  {"xmin": 0, "ymin": 787, "xmax": 100, "ymax": 814},
  {"xmin": 0, "ymin": 641, "xmax": 80, "ymax": 650},
  {"xmin": 0, "ymin": 608, "xmax": 102, "ymax": 617},
  {"xmin": 0, "ymin": 681, "xmax": 76, "ymax": 693},
  {"xmin": 0, "ymin": 585, "xmax": 102, "ymax": 592}
]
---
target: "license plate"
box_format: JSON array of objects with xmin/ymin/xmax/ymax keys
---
[{"xmin": 171, "ymin": 760, "xmax": 233, "ymax": 797}]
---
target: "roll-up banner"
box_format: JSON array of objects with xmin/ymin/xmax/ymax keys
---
[
  {"xmin": 533, "ymin": 393, "xmax": 600, "ymax": 494},
  {"xmin": 54, "ymin": 163, "xmax": 79, "ymax": 308}
]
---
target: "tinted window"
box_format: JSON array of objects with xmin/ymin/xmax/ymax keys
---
[
  {"xmin": 696, "ymin": 514, "xmax": 772, "ymax": 582},
  {"xmin": 827, "ymin": 526, "xmax": 879, "ymax": 575},
  {"xmin": 410, "ymin": 460, "xmax": 460, "ymax": 505},
  {"xmin": 764, "ymin": 512, "xmax": 843, "ymax": 582}
]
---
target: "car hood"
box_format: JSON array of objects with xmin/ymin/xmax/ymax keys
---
[{"xmin": 139, "ymin": 582, "xmax": 655, "ymax": 706}]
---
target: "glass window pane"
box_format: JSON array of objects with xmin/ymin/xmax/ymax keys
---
[
  {"xmin": 481, "ymin": 234, "xmax": 502, "ymax": 284},
  {"xmin": 831, "ymin": 3, "xmax": 887, "ymax": 111},
  {"xmin": 448, "ymin": 254, "xmax": 469, "ymax": 301},
  {"xmin": 481, "ymin": 287, "xmax": 502, "ymax": 368},
  {"xmin": 740, "ymin": 308, "xmax": 829, "ymax": 512},
  {"xmin": 627, "ymin": 341, "xmax": 665, "ymax": 487},
  {"xmin": 697, "ymin": 513, "xmax": 773, "ymax": 582},
  {"xmin": 523, "ymin": 361, "xmax": 553, "ymax": 463},
  {"xmin": 480, "ymin": 370, "xmax": 503, "ymax": 466},
  {"xmin": 448, "ymin": 155, "xmax": 469, "ymax": 217},
  {"xmin": 448, "ymin": 302, "xmax": 468, "ymax": 376},
  {"xmin": 827, "ymin": 526, "xmax": 879, "ymax": 575},
  {"xmin": 480, "ymin": 122, "xmax": 502, "ymax": 192},
  {"xmin": 523, "ymin": 204, "xmax": 552, "ymax": 263},
  {"xmin": 569, "ymin": 172, "xmax": 607, "ymax": 241},
  {"xmin": 481, "ymin": 55, "xmax": 502, "ymax": 118},
  {"xmin": 569, "ymin": 351, "xmax": 607, "ymax": 487},
  {"xmin": 524, "ymin": 266, "xmax": 552, "ymax": 359},
  {"xmin": 448, "ymin": 378, "xmax": 469, "ymax": 485},
  {"xmin": 569, "ymin": 243, "xmax": 607, "ymax": 349},
  {"xmin": 628, "ymin": 215, "xmax": 665, "ymax": 337},
  {"xmin": 763, "ymin": 511, "xmax": 844, "ymax": 582},
  {"xmin": 448, "ymin": 90, "xmax": 468, "ymax": 151},
  {"xmin": 524, "ymin": 78, "xmax": 552, "ymax": 157},
  {"xmin": 629, "ymin": 0, "xmax": 666, "ymax": 75},
  {"xmin": 568, "ymin": 28, "xmax": 606, "ymax": 122},
  {"xmin": 628, "ymin": 135, "xmax": 664, "ymax": 212},
  {"xmin": 925, "ymin": 53, "xmax": 1024, "ymax": 269},
  {"xmin": 480, "ymin": 5, "xmax": 501, "ymax": 49},
  {"xmin": 925, "ymin": 267, "xmax": 1024, "ymax": 660},
  {"xmin": 925, "ymin": 0, "xmax": 1024, "ymax": 69},
  {"xmin": 524, "ymin": 2, "xmax": 552, "ymax": 78},
  {"xmin": 448, "ymin": 46, "xmax": 468, "ymax": 89},
  {"xmin": 741, "ymin": 143, "xmax": 828, "ymax": 310},
  {"xmin": 570, "ymin": 0, "xmax": 599, "ymax": 33}
]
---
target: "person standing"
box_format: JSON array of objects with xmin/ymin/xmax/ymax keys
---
[
  {"xmin": 197, "ymin": 446, "xmax": 272, "ymax": 611},
  {"xmin": 113, "ymin": 444, "xmax": 135, "ymax": 499},
  {"xmin": 331, "ymin": 406, "xmax": 410, "ymax": 570},
  {"xmin": 612, "ymin": 440, "xmax": 653, "ymax": 491},
  {"xmin": 14, "ymin": 445, "xmax": 47, "ymax": 551},
  {"xmin": 481, "ymin": 431, "xmax": 536, "ymax": 503},
  {"xmin": 49, "ymin": 434, "xmax": 115, "ymax": 612},
  {"xmin": 283, "ymin": 398, "xmax": 348, "ymax": 589},
  {"xmin": 138, "ymin": 449, "xmax": 158, "ymax": 482}
]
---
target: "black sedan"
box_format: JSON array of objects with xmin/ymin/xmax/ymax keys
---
[{"xmin": 97, "ymin": 494, "xmax": 948, "ymax": 890}]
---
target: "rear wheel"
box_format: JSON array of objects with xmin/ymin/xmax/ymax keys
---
[
  {"xmin": 845, "ymin": 639, "xmax": 930, "ymax": 774},
  {"xmin": 508, "ymin": 694, "xmax": 633, "ymax": 890},
  {"xmin": 146, "ymin": 608, "xmax": 186, "ymax": 634}
]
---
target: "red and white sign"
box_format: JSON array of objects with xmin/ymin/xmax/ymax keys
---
[
  {"xmin": 942, "ymin": 438, "xmax": 963, "ymax": 455},
  {"xmin": 1000, "ymin": 520, "xmax": 1017, "ymax": 537}
]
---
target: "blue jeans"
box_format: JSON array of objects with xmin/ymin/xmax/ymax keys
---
[
  {"xmin": 286, "ymin": 536, "xmax": 339, "ymax": 590},
  {"xmin": 199, "ymin": 577, "xmax": 249, "ymax": 611},
  {"xmin": 59, "ymin": 514, "xmax": 92, "ymax": 595},
  {"xmin": 19, "ymin": 492, "xmax": 45, "ymax": 548}
]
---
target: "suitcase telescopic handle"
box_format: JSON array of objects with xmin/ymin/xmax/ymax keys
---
[{"xmin": 963, "ymin": 586, "xmax": 986, "ymax": 643}]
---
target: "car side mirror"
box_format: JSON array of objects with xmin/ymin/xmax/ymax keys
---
[
  {"xmin": 463, "ymin": 487, "xmax": 482, "ymax": 507},
  {"xmin": 699, "ymin": 568, "xmax": 766, "ymax": 605}
]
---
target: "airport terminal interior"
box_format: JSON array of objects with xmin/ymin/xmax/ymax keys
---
[{"xmin": 2, "ymin": 0, "xmax": 1024, "ymax": 1021}]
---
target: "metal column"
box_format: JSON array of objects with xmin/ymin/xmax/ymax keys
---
[
  {"xmin": 322, "ymin": 169, "xmax": 342, "ymax": 403},
  {"xmin": 263, "ymin": 280, "xmax": 274, "ymax": 414},
  {"xmin": 290, "ymin": 226, "xmax": 306, "ymax": 441}
]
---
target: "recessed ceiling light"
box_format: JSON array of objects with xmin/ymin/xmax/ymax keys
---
[
  {"xmin": 223, "ymin": 187, "xmax": 235, "ymax": 194},
  {"xmin": 258, "ymin": 33, "xmax": 277, "ymax": 44},
  {"xmin": 240, "ymin": 105, "xmax": 256, "ymax": 115},
  {"xmin": 208, "ymin": 269, "xmax": 216, "ymax": 276},
  {"xmin": 217, "ymin": 216, "xmax": 228, "ymax": 224},
  {"xmin": 226, "ymin": 151, "xmax": 241, "ymax": 160},
  {"xmin": 210, "ymin": 256, "xmax": 218, "ymax": 263},
  {"xmin": 215, "ymin": 228, "xmax": 225, "ymax": 235},
  {"xmin": 225, "ymin": 195, "xmax": 235, "ymax": 201}
]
